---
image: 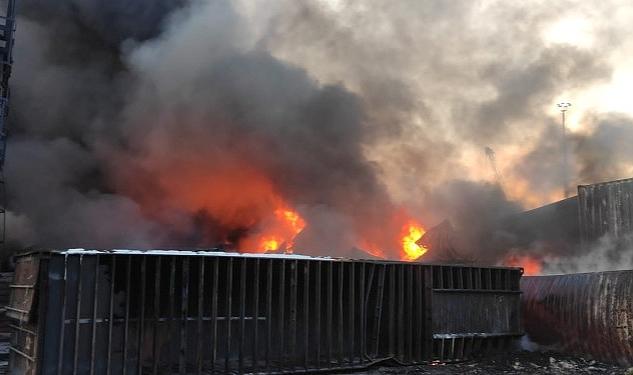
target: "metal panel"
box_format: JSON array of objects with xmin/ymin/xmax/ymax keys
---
[
  {"xmin": 9, "ymin": 250, "xmax": 523, "ymax": 374},
  {"xmin": 7, "ymin": 255, "xmax": 39, "ymax": 322},
  {"xmin": 578, "ymin": 177, "xmax": 633, "ymax": 244},
  {"xmin": 0, "ymin": 0, "xmax": 17, "ymax": 247},
  {"xmin": 8, "ymin": 253, "xmax": 47, "ymax": 375},
  {"xmin": 522, "ymin": 271, "xmax": 633, "ymax": 366},
  {"xmin": 502, "ymin": 196, "xmax": 580, "ymax": 252},
  {"xmin": 430, "ymin": 266, "xmax": 523, "ymax": 361}
]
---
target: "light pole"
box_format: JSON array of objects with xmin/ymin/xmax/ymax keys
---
[{"xmin": 557, "ymin": 102, "xmax": 572, "ymax": 198}]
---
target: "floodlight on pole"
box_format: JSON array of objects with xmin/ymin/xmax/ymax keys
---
[{"xmin": 557, "ymin": 102, "xmax": 572, "ymax": 198}]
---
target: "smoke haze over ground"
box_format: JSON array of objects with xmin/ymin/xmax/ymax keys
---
[{"xmin": 5, "ymin": 0, "xmax": 633, "ymax": 267}]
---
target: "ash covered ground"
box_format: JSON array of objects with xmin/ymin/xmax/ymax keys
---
[{"xmin": 350, "ymin": 351, "xmax": 629, "ymax": 374}]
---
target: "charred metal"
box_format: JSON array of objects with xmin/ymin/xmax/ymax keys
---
[
  {"xmin": 8, "ymin": 250, "xmax": 522, "ymax": 374},
  {"xmin": 522, "ymin": 271, "xmax": 633, "ymax": 367}
]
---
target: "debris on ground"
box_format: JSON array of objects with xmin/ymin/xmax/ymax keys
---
[{"xmin": 351, "ymin": 351, "xmax": 627, "ymax": 374}]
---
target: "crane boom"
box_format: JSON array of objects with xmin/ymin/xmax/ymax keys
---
[{"xmin": 484, "ymin": 146, "xmax": 504, "ymax": 193}]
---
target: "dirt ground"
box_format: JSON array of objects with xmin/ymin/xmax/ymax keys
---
[{"xmin": 350, "ymin": 351, "xmax": 630, "ymax": 374}]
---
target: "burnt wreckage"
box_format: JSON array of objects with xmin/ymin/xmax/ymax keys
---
[
  {"xmin": 8, "ymin": 250, "xmax": 522, "ymax": 374},
  {"xmin": 3, "ymin": 0, "xmax": 633, "ymax": 370},
  {"xmin": 519, "ymin": 178, "xmax": 633, "ymax": 366}
]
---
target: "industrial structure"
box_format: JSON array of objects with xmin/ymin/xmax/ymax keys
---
[
  {"xmin": 1, "ymin": 0, "xmax": 633, "ymax": 370},
  {"xmin": 557, "ymin": 102, "xmax": 572, "ymax": 198},
  {"xmin": 484, "ymin": 146, "xmax": 504, "ymax": 194},
  {"xmin": 501, "ymin": 177, "xmax": 633, "ymax": 252},
  {"xmin": 8, "ymin": 250, "xmax": 523, "ymax": 374},
  {"xmin": 522, "ymin": 271, "xmax": 633, "ymax": 366},
  {"xmin": 514, "ymin": 177, "xmax": 633, "ymax": 366},
  {"xmin": 577, "ymin": 177, "xmax": 633, "ymax": 246},
  {"xmin": 0, "ymin": 0, "xmax": 16, "ymax": 246}
]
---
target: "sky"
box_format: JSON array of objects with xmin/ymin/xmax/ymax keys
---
[{"xmin": 235, "ymin": 0, "xmax": 633, "ymax": 208}]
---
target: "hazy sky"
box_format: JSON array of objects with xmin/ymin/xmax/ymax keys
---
[{"xmin": 231, "ymin": 0, "xmax": 633, "ymax": 209}]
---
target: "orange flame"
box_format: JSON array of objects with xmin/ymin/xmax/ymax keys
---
[
  {"xmin": 503, "ymin": 254, "xmax": 542, "ymax": 275},
  {"xmin": 243, "ymin": 206, "xmax": 306, "ymax": 253},
  {"xmin": 112, "ymin": 143, "xmax": 432, "ymax": 258},
  {"xmin": 401, "ymin": 221, "xmax": 428, "ymax": 261},
  {"xmin": 357, "ymin": 210, "xmax": 429, "ymax": 261},
  {"xmin": 260, "ymin": 238, "xmax": 280, "ymax": 252},
  {"xmin": 358, "ymin": 241, "xmax": 388, "ymax": 259}
]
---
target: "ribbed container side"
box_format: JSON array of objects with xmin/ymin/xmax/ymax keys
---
[
  {"xmin": 578, "ymin": 177, "xmax": 633, "ymax": 244},
  {"xmin": 522, "ymin": 271, "xmax": 633, "ymax": 366},
  {"xmin": 9, "ymin": 250, "xmax": 523, "ymax": 374}
]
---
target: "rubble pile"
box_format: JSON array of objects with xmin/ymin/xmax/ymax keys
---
[{"xmin": 356, "ymin": 351, "xmax": 629, "ymax": 374}]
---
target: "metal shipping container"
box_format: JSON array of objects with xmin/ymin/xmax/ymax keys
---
[
  {"xmin": 501, "ymin": 196, "xmax": 580, "ymax": 252},
  {"xmin": 578, "ymin": 177, "xmax": 633, "ymax": 244},
  {"xmin": 522, "ymin": 271, "xmax": 633, "ymax": 366},
  {"xmin": 9, "ymin": 249, "xmax": 523, "ymax": 374}
]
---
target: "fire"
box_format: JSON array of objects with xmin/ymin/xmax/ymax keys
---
[
  {"xmin": 503, "ymin": 254, "xmax": 542, "ymax": 275},
  {"xmin": 356, "ymin": 210, "xmax": 429, "ymax": 261},
  {"xmin": 401, "ymin": 221, "xmax": 428, "ymax": 261},
  {"xmin": 254, "ymin": 208, "xmax": 306, "ymax": 252},
  {"xmin": 280, "ymin": 209, "xmax": 305, "ymax": 237},
  {"xmin": 260, "ymin": 238, "xmax": 280, "ymax": 251},
  {"xmin": 112, "ymin": 136, "xmax": 429, "ymax": 258},
  {"xmin": 358, "ymin": 242, "xmax": 387, "ymax": 259},
  {"xmin": 240, "ymin": 206, "xmax": 306, "ymax": 253}
]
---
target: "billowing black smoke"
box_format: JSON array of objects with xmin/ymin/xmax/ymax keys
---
[
  {"xmin": 7, "ymin": 0, "xmax": 187, "ymax": 249},
  {"xmin": 4, "ymin": 0, "xmax": 630, "ymax": 269},
  {"xmin": 5, "ymin": 0, "xmax": 402, "ymax": 257},
  {"xmin": 572, "ymin": 114, "xmax": 633, "ymax": 183}
]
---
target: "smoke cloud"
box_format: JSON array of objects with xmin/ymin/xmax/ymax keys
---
[
  {"xmin": 6, "ymin": 0, "xmax": 408, "ymax": 257},
  {"xmin": 542, "ymin": 233, "xmax": 633, "ymax": 275},
  {"xmin": 4, "ymin": 0, "xmax": 633, "ymax": 266}
]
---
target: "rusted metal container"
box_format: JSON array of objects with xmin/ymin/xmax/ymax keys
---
[
  {"xmin": 522, "ymin": 271, "xmax": 633, "ymax": 366},
  {"xmin": 8, "ymin": 250, "xmax": 523, "ymax": 374},
  {"xmin": 578, "ymin": 177, "xmax": 633, "ymax": 244},
  {"xmin": 502, "ymin": 196, "xmax": 580, "ymax": 252}
]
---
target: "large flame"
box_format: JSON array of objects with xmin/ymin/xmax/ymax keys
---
[
  {"xmin": 356, "ymin": 213, "xmax": 429, "ymax": 260},
  {"xmin": 112, "ymin": 143, "xmax": 430, "ymax": 259},
  {"xmin": 250, "ymin": 208, "xmax": 306, "ymax": 253},
  {"xmin": 401, "ymin": 221, "xmax": 428, "ymax": 261}
]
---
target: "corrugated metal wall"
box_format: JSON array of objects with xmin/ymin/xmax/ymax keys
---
[
  {"xmin": 522, "ymin": 271, "xmax": 633, "ymax": 366},
  {"xmin": 501, "ymin": 196, "xmax": 580, "ymax": 253},
  {"xmin": 578, "ymin": 177, "xmax": 633, "ymax": 244},
  {"xmin": 9, "ymin": 251, "xmax": 523, "ymax": 375}
]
